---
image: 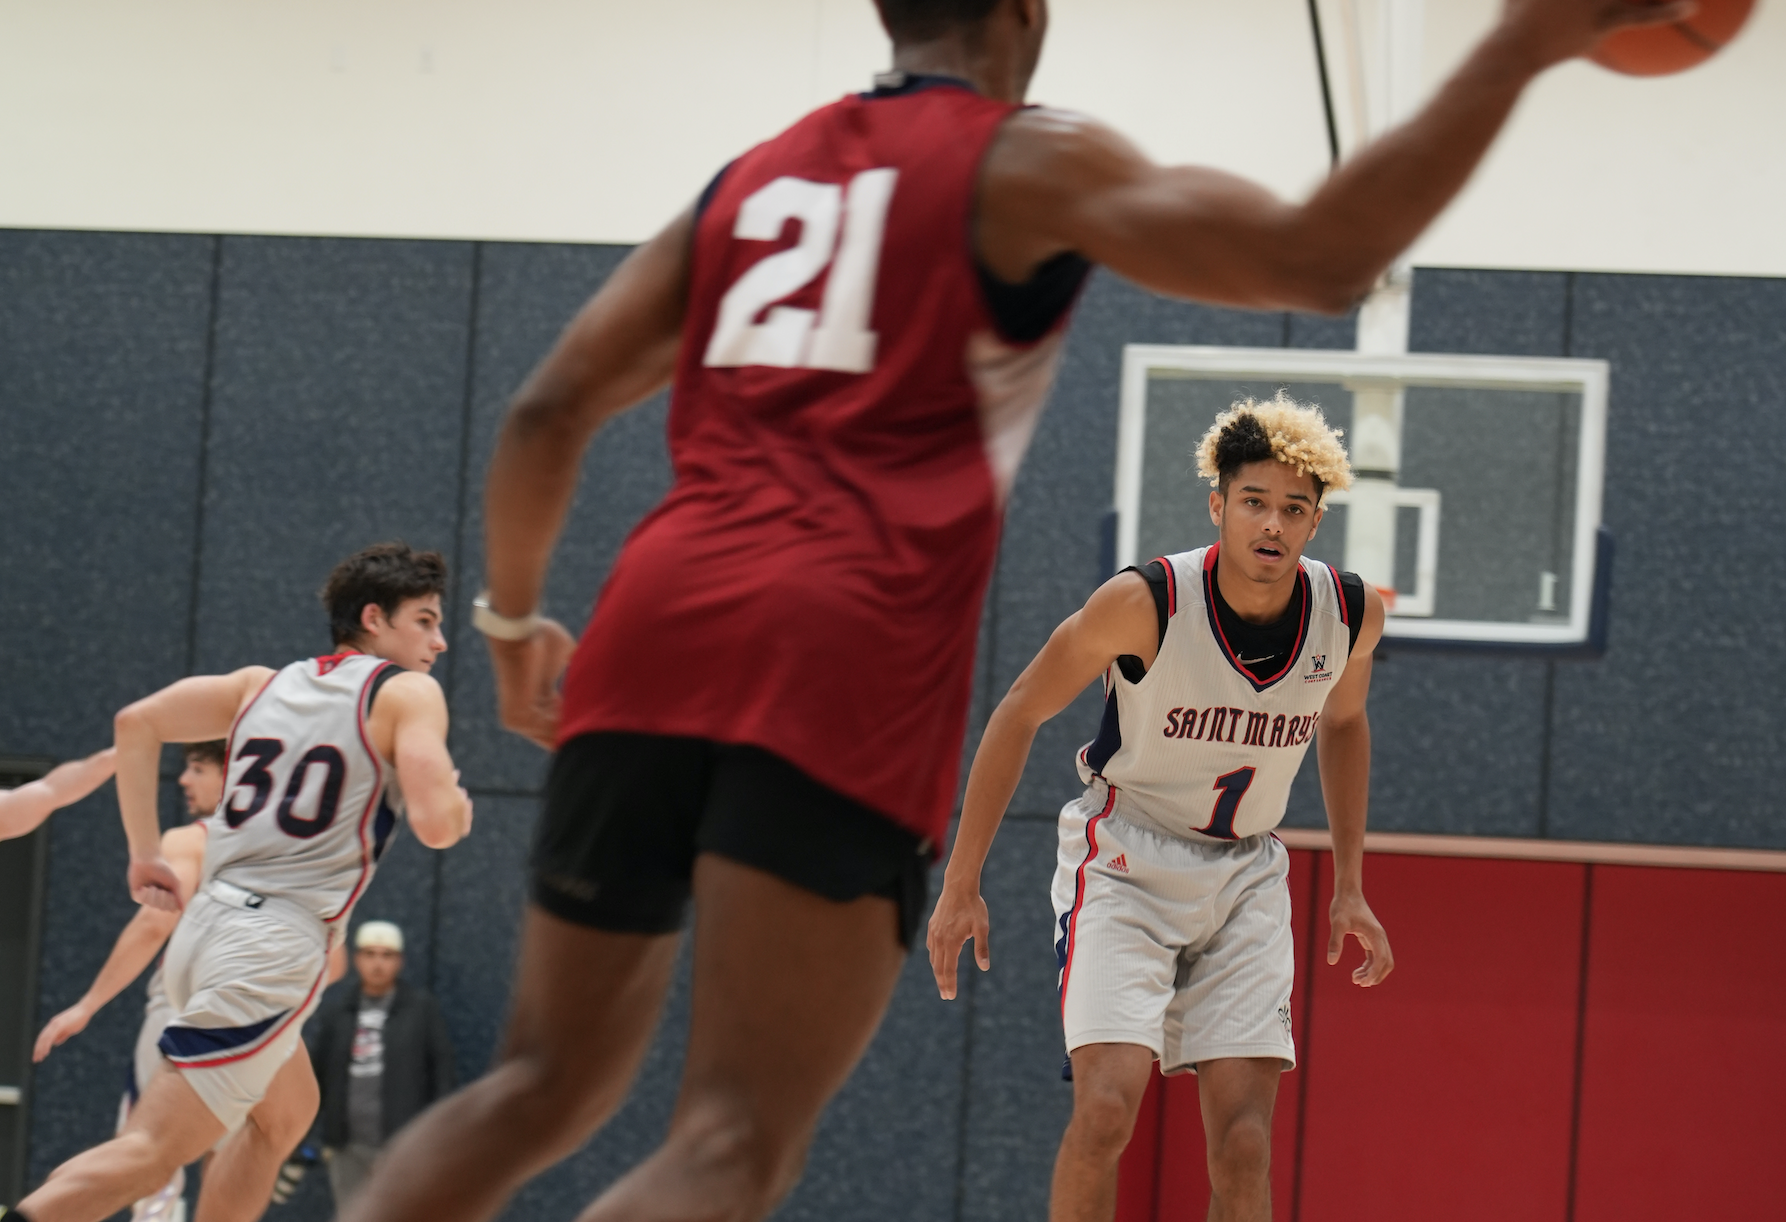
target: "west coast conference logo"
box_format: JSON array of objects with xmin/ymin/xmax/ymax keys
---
[{"xmin": 1304, "ymin": 653, "xmax": 1332, "ymax": 683}]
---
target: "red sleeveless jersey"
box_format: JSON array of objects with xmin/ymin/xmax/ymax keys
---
[{"xmin": 558, "ymin": 78, "xmax": 1079, "ymax": 845}]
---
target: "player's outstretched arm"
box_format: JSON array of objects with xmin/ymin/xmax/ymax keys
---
[
  {"xmin": 980, "ymin": 0, "xmax": 1694, "ymax": 312},
  {"xmin": 114, "ymin": 668, "xmax": 272, "ymax": 911},
  {"xmin": 0, "ymin": 746, "xmax": 116, "ymax": 841},
  {"xmin": 480, "ymin": 206, "xmax": 692, "ymax": 748},
  {"xmin": 928, "ymin": 572, "xmax": 1159, "ymax": 999},
  {"xmin": 33, "ymin": 823, "xmax": 205, "ymax": 1062},
  {"xmin": 1314, "ymin": 586, "xmax": 1393, "ymax": 987},
  {"xmin": 377, "ymin": 671, "xmax": 472, "ymax": 850}
]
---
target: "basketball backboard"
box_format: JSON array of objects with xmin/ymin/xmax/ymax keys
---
[{"xmin": 1114, "ymin": 345, "xmax": 1611, "ymax": 652}]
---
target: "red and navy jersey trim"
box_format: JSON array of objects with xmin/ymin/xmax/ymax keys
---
[
  {"xmin": 1325, "ymin": 563, "xmax": 1348, "ymax": 624},
  {"xmin": 1201, "ymin": 545, "xmax": 1311, "ymax": 693},
  {"xmin": 327, "ymin": 660, "xmax": 399, "ymax": 923},
  {"xmin": 1055, "ymin": 785, "xmax": 1118, "ymax": 1018},
  {"xmin": 159, "ymin": 1011, "xmax": 285, "ymax": 1064},
  {"xmin": 1153, "ymin": 555, "xmax": 1179, "ymax": 618},
  {"xmin": 157, "ymin": 956, "xmax": 328, "ymax": 1069},
  {"xmin": 1081, "ymin": 685, "xmax": 1123, "ymax": 777}
]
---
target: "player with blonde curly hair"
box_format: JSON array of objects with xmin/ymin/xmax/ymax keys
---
[{"xmin": 931, "ymin": 395, "xmax": 1392, "ymax": 1222}]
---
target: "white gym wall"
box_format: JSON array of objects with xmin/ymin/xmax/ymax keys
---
[{"xmin": 1, "ymin": 0, "xmax": 1780, "ymax": 275}]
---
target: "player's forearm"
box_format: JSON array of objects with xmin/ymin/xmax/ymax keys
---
[
  {"xmin": 483, "ymin": 399, "xmax": 590, "ymax": 619},
  {"xmin": 407, "ymin": 782, "xmax": 471, "ymax": 849},
  {"xmin": 401, "ymin": 746, "xmax": 471, "ymax": 849},
  {"xmin": 112, "ymin": 705, "xmax": 166, "ymax": 861},
  {"xmin": 80, "ymin": 909, "xmax": 175, "ymax": 1012},
  {"xmin": 1315, "ymin": 715, "xmax": 1371, "ymax": 896},
  {"xmin": 42, "ymin": 747, "xmax": 116, "ymax": 806},
  {"xmin": 0, "ymin": 784, "xmax": 54, "ymax": 840},
  {"xmin": 485, "ymin": 219, "xmax": 688, "ymax": 619},
  {"xmin": 1285, "ymin": 26, "xmax": 1542, "ymax": 304},
  {"xmin": 946, "ymin": 703, "xmax": 1041, "ymax": 889},
  {"xmin": 0, "ymin": 750, "xmax": 118, "ymax": 840}
]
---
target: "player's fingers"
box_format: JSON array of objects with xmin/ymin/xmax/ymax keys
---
[
  {"xmin": 529, "ymin": 717, "xmax": 557, "ymax": 750},
  {"xmin": 1355, "ymin": 929, "xmax": 1394, "ymax": 985},
  {"xmin": 928, "ymin": 929, "xmax": 959, "ymax": 999},
  {"xmin": 1326, "ymin": 920, "xmax": 1344, "ymax": 965},
  {"xmin": 1371, "ymin": 937, "xmax": 1395, "ymax": 983},
  {"xmin": 974, "ymin": 914, "xmax": 991, "ymax": 971},
  {"xmin": 1604, "ymin": 0, "xmax": 1696, "ymax": 31},
  {"xmin": 135, "ymin": 884, "xmax": 179, "ymax": 912}
]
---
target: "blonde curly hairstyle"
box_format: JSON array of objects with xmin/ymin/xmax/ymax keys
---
[{"xmin": 1195, "ymin": 391, "xmax": 1352, "ymax": 503}]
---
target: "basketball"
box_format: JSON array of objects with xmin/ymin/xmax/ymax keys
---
[{"xmin": 1590, "ymin": 0, "xmax": 1755, "ymax": 75}]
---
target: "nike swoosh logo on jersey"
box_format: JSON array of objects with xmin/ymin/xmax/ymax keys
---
[{"xmin": 1237, "ymin": 654, "xmax": 1276, "ymax": 665}]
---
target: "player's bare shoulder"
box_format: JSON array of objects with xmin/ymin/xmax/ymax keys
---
[
  {"xmin": 1354, "ymin": 583, "xmax": 1388, "ymax": 655},
  {"xmin": 231, "ymin": 664, "xmax": 278, "ymax": 713},
  {"xmin": 365, "ymin": 668, "xmax": 449, "ymax": 751},
  {"xmin": 161, "ymin": 822, "xmax": 208, "ymax": 862},
  {"xmin": 978, "ymin": 107, "xmax": 1148, "ymax": 274},
  {"xmin": 160, "ymin": 822, "xmax": 209, "ymax": 895},
  {"xmin": 373, "ymin": 667, "xmax": 446, "ymax": 709},
  {"xmin": 993, "ymin": 105, "xmax": 1144, "ymax": 174},
  {"xmin": 1082, "ymin": 567, "xmax": 1160, "ymax": 642}
]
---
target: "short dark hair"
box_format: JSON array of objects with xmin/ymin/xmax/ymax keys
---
[
  {"xmin": 320, "ymin": 542, "xmax": 449, "ymax": 647},
  {"xmin": 1209, "ymin": 412, "xmax": 1325, "ymax": 504},
  {"xmin": 183, "ymin": 740, "xmax": 227, "ymax": 768},
  {"xmin": 876, "ymin": 0, "xmax": 1000, "ymax": 41}
]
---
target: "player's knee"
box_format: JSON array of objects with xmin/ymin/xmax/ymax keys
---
[
  {"xmin": 670, "ymin": 1101, "xmax": 798, "ymax": 1216},
  {"xmin": 1068, "ymin": 1083, "xmax": 1142, "ymax": 1158},
  {"xmin": 1205, "ymin": 1112, "xmax": 1271, "ymax": 1190},
  {"xmin": 493, "ymin": 1050, "xmax": 612, "ymax": 1142},
  {"xmin": 111, "ymin": 1126, "xmax": 183, "ymax": 1183}
]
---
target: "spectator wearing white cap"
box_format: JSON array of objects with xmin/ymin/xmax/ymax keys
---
[{"xmin": 302, "ymin": 920, "xmax": 456, "ymax": 1217}]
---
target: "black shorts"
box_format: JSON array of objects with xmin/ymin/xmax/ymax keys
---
[{"xmin": 531, "ymin": 732, "xmax": 933, "ymax": 948}]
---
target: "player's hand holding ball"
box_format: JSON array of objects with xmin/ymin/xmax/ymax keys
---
[
  {"xmin": 1496, "ymin": 0, "xmax": 1698, "ymax": 69},
  {"xmin": 1327, "ymin": 889, "xmax": 1394, "ymax": 987}
]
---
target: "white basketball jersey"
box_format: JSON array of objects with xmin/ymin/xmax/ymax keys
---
[
  {"xmin": 202, "ymin": 652, "xmax": 406, "ymax": 923},
  {"xmin": 1075, "ymin": 546, "xmax": 1354, "ymax": 843}
]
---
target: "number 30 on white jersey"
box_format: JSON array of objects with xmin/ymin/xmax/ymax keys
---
[{"xmin": 202, "ymin": 653, "xmax": 405, "ymax": 924}]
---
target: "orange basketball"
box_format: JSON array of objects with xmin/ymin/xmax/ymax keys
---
[{"xmin": 1590, "ymin": 0, "xmax": 1755, "ymax": 75}]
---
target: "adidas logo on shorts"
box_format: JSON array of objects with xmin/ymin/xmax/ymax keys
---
[{"xmin": 1104, "ymin": 854, "xmax": 1129, "ymax": 874}]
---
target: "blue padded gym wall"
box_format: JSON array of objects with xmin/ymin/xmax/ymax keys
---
[{"xmin": 4, "ymin": 226, "xmax": 1783, "ymax": 1220}]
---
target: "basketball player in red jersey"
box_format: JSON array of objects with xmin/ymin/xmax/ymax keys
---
[{"xmin": 337, "ymin": 4, "xmax": 1692, "ymax": 1222}]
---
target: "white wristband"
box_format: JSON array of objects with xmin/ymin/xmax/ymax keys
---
[{"xmin": 471, "ymin": 591, "xmax": 541, "ymax": 641}]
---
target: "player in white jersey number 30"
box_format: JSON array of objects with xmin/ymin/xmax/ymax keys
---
[
  {"xmin": 16, "ymin": 543, "xmax": 474, "ymax": 1222},
  {"xmin": 931, "ymin": 395, "xmax": 1393, "ymax": 1222}
]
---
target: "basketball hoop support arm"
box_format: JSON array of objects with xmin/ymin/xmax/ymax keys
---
[{"xmin": 1344, "ymin": 0, "xmax": 1423, "ymax": 604}]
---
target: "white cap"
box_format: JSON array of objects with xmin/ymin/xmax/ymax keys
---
[{"xmin": 354, "ymin": 920, "xmax": 404, "ymax": 952}]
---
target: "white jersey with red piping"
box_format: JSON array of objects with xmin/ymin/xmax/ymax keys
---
[
  {"xmin": 201, "ymin": 652, "xmax": 405, "ymax": 925},
  {"xmin": 1074, "ymin": 545, "xmax": 1352, "ymax": 843}
]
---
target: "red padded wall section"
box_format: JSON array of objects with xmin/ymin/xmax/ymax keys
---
[
  {"xmin": 1296, "ymin": 855, "xmax": 1585, "ymax": 1221},
  {"xmin": 1572, "ymin": 866, "xmax": 1786, "ymax": 1220},
  {"xmin": 1115, "ymin": 1074, "xmax": 1164, "ymax": 1222}
]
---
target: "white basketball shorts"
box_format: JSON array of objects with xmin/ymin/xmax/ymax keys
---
[
  {"xmin": 127, "ymin": 967, "xmax": 176, "ymax": 1110},
  {"xmin": 1052, "ymin": 785, "xmax": 1296, "ymax": 1074},
  {"xmin": 156, "ymin": 880, "xmax": 331, "ymax": 1130}
]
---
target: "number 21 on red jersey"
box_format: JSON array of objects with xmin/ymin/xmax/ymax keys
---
[{"xmin": 702, "ymin": 168, "xmax": 898, "ymax": 375}]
